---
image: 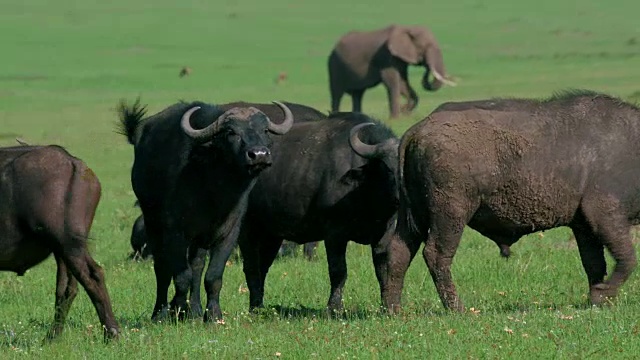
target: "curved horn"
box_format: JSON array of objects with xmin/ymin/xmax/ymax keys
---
[
  {"xmin": 349, "ymin": 122, "xmax": 379, "ymax": 158},
  {"xmin": 432, "ymin": 69, "xmax": 457, "ymax": 87},
  {"xmin": 181, "ymin": 106, "xmax": 226, "ymax": 142},
  {"xmin": 267, "ymin": 101, "xmax": 294, "ymax": 135}
]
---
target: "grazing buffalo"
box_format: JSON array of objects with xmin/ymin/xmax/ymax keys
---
[
  {"xmin": 380, "ymin": 89, "xmax": 639, "ymax": 313},
  {"xmin": 126, "ymin": 101, "xmax": 326, "ymax": 262},
  {"xmin": 0, "ymin": 145, "xmax": 119, "ymax": 340},
  {"xmin": 117, "ymin": 98, "xmax": 294, "ymax": 321},
  {"xmin": 185, "ymin": 112, "xmax": 400, "ymax": 317}
]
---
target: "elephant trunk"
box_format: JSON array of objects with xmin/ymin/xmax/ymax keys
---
[
  {"xmin": 421, "ymin": 46, "xmax": 455, "ymax": 91},
  {"xmin": 422, "ymin": 68, "xmax": 442, "ymax": 91}
]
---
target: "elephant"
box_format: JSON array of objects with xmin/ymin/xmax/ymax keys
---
[{"xmin": 328, "ymin": 24, "xmax": 457, "ymax": 118}]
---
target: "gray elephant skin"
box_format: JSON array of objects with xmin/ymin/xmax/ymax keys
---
[{"xmin": 328, "ymin": 24, "xmax": 456, "ymax": 118}]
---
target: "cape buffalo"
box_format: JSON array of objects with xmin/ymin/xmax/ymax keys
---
[
  {"xmin": 380, "ymin": 89, "xmax": 639, "ymax": 313},
  {"xmin": 117, "ymin": 98, "xmax": 294, "ymax": 321},
  {"xmin": 126, "ymin": 101, "xmax": 326, "ymax": 262},
  {"xmin": 185, "ymin": 112, "xmax": 400, "ymax": 317},
  {"xmin": 0, "ymin": 145, "xmax": 119, "ymax": 340}
]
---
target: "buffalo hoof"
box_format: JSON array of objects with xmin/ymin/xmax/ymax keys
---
[
  {"xmin": 326, "ymin": 306, "xmax": 346, "ymax": 319},
  {"xmin": 590, "ymin": 283, "xmax": 618, "ymax": 305},
  {"xmin": 44, "ymin": 324, "xmax": 64, "ymax": 342},
  {"xmin": 103, "ymin": 327, "xmax": 119, "ymax": 342},
  {"xmin": 383, "ymin": 303, "xmax": 403, "ymax": 315},
  {"xmin": 151, "ymin": 306, "xmax": 171, "ymax": 322},
  {"xmin": 187, "ymin": 304, "xmax": 204, "ymax": 319},
  {"xmin": 203, "ymin": 307, "xmax": 223, "ymax": 323},
  {"xmin": 445, "ymin": 302, "xmax": 466, "ymax": 313},
  {"xmin": 381, "ymin": 290, "xmax": 403, "ymax": 315}
]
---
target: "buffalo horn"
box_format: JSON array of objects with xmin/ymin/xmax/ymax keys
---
[
  {"xmin": 181, "ymin": 106, "xmax": 228, "ymax": 142},
  {"xmin": 266, "ymin": 101, "xmax": 294, "ymax": 135},
  {"xmin": 349, "ymin": 122, "xmax": 379, "ymax": 158}
]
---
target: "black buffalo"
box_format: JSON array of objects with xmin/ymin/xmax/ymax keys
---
[
  {"xmin": 0, "ymin": 145, "xmax": 119, "ymax": 340},
  {"xmin": 117, "ymin": 98, "xmax": 294, "ymax": 321},
  {"xmin": 380, "ymin": 89, "xmax": 639, "ymax": 313},
  {"xmin": 184, "ymin": 112, "xmax": 400, "ymax": 317},
  {"xmin": 126, "ymin": 101, "xmax": 327, "ymax": 261}
]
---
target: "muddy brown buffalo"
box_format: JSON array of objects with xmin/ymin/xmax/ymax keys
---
[{"xmin": 380, "ymin": 89, "xmax": 639, "ymax": 313}]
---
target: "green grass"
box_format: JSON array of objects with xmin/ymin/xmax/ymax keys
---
[{"xmin": 1, "ymin": 0, "xmax": 640, "ymax": 358}]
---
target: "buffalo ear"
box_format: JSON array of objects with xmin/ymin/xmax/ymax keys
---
[
  {"xmin": 387, "ymin": 27, "xmax": 421, "ymax": 64},
  {"xmin": 339, "ymin": 167, "xmax": 366, "ymax": 185}
]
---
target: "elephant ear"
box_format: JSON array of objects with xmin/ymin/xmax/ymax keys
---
[{"xmin": 387, "ymin": 27, "xmax": 421, "ymax": 64}]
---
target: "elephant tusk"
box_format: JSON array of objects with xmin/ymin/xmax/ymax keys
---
[{"xmin": 432, "ymin": 69, "xmax": 457, "ymax": 87}]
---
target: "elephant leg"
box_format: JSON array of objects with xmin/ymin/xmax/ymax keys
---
[
  {"xmin": 330, "ymin": 82, "xmax": 344, "ymax": 114},
  {"xmin": 381, "ymin": 68, "xmax": 402, "ymax": 118},
  {"xmin": 400, "ymin": 81, "xmax": 418, "ymax": 114},
  {"xmin": 350, "ymin": 89, "xmax": 365, "ymax": 113}
]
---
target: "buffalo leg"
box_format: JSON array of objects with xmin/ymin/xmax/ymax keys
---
[
  {"xmin": 257, "ymin": 238, "xmax": 284, "ymax": 304},
  {"xmin": 239, "ymin": 234, "xmax": 264, "ymax": 310},
  {"xmin": 571, "ymin": 216, "xmax": 607, "ymax": 303},
  {"xmin": 187, "ymin": 245, "xmax": 209, "ymax": 318},
  {"xmin": 166, "ymin": 236, "xmax": 192, "ymax": 320},
  {"xmin": 151, "ymin": 254, "xmax": 172, "ymax": 321},
  {"xmin": 240, "ymin": 233, "xmax": 283, "ymax": 311},
  {"xmin": 203, "ymin": 225, "xmax": 242, "ymax": 322},
  {"xmin": 46, "ymin": 254, "xmax": 79, "ymax": 340},
  {"xmin": 325, "ymin": 238, "xmax": 349, "ymax": 313},
  {"xmin": 578, "ymin": 197, "xmax": 637, "ymax": 304},
  {"xmin": 423, "ymin": 201, "xmax": 467, "ymax": 312},
  {"xmin": 376, "ymin": 212, "xmax": 422, "ymax": 313},
  {"xmin": 59, "ymin": 248, "xmax": 119, "ymax": 339},
  {"xmin": 148, "ymin": 223, "xmax": 172, "ymax": 321},
  {"xmin": 303, "ymin": 242, "xmax": 318, "ymax": 261}
]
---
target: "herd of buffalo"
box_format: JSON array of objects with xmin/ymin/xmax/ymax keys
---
[{"xmin": 1, "ymin": 24, "xmax": 639, "ymax": 343}]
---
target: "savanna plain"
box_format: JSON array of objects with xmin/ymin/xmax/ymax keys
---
[{"xmin": 2, "ymin": 0, "xmax": 640, "ymax": 358}]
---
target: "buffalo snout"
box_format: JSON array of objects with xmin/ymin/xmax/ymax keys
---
[{"xmin": 246, "ymin": 146, "xmax": 272, "ymax": 173}]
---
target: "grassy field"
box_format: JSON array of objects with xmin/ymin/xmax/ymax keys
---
[{"xmin": 2, "ymin": 0, "xmax": 640, "ymax": 358}]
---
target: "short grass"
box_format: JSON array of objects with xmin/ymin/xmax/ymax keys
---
[{"xmin": 1, "ymin": 0, "xmax": 640, "ymax": 358}]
